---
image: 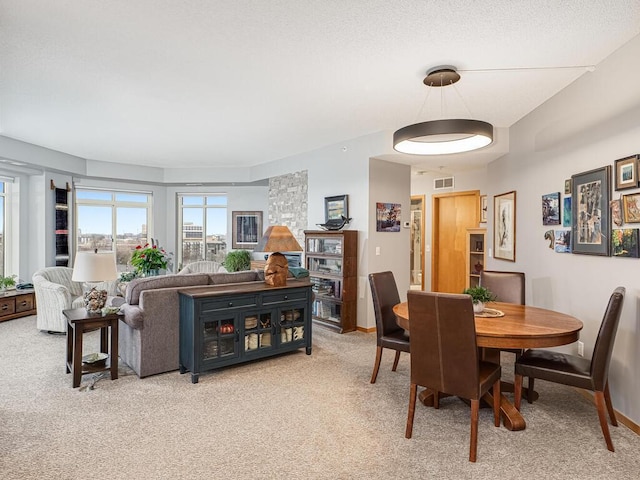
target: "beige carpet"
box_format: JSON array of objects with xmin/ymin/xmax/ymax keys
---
[{"xmin": 1, "ymin": 315, "xmax": 639, "ymax": 479}]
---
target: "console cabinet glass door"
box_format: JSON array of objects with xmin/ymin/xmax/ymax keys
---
[
  {"xmin": 202, "ymin": 316, "xmax": 240, "ymax": 361},
  {"xmin": 243, "ymin": 311, "xmax": 274, "ymax": 353},
  {"xmin": 278, "ymin": 306, "xmax": 307, "ymax": 345}
]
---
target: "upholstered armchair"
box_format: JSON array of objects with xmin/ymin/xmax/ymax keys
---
[
  {"xmin": 33, "ymin": 267, "xmax": 85, "ymax": 332},
  {"xmin": 32, "ymin": 267, "xmax": 117, "ymax": 333},
  {"xmin": 178, "ymin": 261, "xmax": 227, "ymax": 274}
]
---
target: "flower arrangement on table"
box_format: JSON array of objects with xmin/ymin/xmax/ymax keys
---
[{"xmin": 130, "ymin": 241, "xmax": 172, "ymax": 276}]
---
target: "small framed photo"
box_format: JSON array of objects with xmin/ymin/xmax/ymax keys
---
[
  {"xmin": 542, "ymin": 192, "xmax": 561, "ymax": 225},
  {"xmin": 563, "ymin": 197, "xmax": 572, "ymax": 227},
  {"xmin": 614, "ymin": 155, "xmax": 639, "ymax": 190},
  {"xmin": 324, "ymin": 195, "xmax": 348, "ymax": 222},
  {"xmin": 376, "ymin": 202, "xmax": 401, "ymax": 232},
  {"xmin": 612, "ymin": 228, "xmax": 639, "ymax": 257},
  {"xmin": 564, "ymin": 179, "xmax": 572, "ymax": 195},
  {"xmin": 479, "ymin": 195, "xmax": 487, "ymax": 223},
  {"xmin": 494, "ymin": 191, "xmax": 516, "ymax": 262},
  {"xmin": 232, "ymin": 211, "xmax": 263, "ymax": 249},
  {"xmin": 622, "ymin": 193, "xmax": 640, "ymax": 223},
  {"xmin": 572, "ymin": 166, "xmax": 611, "ymax": 255}
]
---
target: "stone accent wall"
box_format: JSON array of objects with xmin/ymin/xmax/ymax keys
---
[{"xmin": 268, "ymin": 170, "xmax": 308, "ymax": 245}]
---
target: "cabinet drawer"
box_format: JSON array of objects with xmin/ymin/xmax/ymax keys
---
[
  {"xmin": 16, "ymin": 294, "xmax": 35, "ymax": 312},
  {"xmin": 262, "ymin": 289, "xmax": 308, "ymax": 305},
  {"xmin": 200, "ymin": 295, "xmax": 257, "ymax": 312},
  {"xmin": 0, "ymin": 298, "xmax": 16, "ymax": 317}
]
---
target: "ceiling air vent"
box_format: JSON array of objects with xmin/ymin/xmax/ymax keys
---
[{"xmin": 434, "ymin": 176, "xmax": 454, "ymax": 190}]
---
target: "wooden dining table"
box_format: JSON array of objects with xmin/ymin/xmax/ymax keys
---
[{"xmin": 393, "ymin": 300, "xmax": 583, "ymax": 431}]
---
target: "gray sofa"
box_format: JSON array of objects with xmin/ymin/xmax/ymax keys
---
[{"xmin": 119, "ymin": 270, "xmax": 264, "ymax": 378}]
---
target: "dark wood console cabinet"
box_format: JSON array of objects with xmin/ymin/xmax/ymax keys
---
[
  {"xmin": 0, "ymin": 289, "xmax": 37, "ymax": 322},
  {"xmin": 178, "ymin": 279, "xmax": 312, "ymax": 383}
]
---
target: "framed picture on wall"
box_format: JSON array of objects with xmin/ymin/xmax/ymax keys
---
[
  {"xmin": 622, "ymin": 192, "xmax": 640, "ymax": 223},
  {"xmin": 542, "ymin": 192, "xmax": 561, "ymax": 225},
  {"xmin": 571, "ymin": 166, "xmax": 611, "ymax": 255},
  {"xmin": 493, "ymin": 191, "xmax": 516, "ymax": 261},
  {"xmin": 614, "ymin": 154, "xmax": 639, "ymax": 190},
  {"xmin": 479, "ymin": 195, "xmax": 488, "ymax": 223},
  {"xmin": 376, "ymin": 202, "xmax": 401, "ymax": 232},
  {"xmin": 232, "ymin": 211, "xmax": 263, "ymax": 249}
]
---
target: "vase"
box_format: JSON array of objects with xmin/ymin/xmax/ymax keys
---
[
  {"xmin": 144, "ymin": 268, "xmax": 160, "ymax": 277},
  {"xmin": 473, "ymin": 302, "xmax": 485, "ymax": 314}
]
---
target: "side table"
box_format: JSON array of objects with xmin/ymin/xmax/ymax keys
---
[{"xmin": 63, "ymin": 308, "xmax": 121, "ymax": 388}]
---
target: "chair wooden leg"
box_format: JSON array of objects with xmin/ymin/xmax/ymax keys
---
[
  {"xmin": 514, "ymin": 373, "xmax": 523, "ymax": 410},
  {"xmin": 434, "ymin": 390, "xmax": 439, "ymax": 409},
  {"xmin": 594, "ymin": 390, "xmax": 615, "ymax": 452},
  {"xmin": 469, "ymin": 399, "xmax": 479, "ymax": 462},
  {"xmin": 405, "ymin": 383, "xmax": 417, "ymax": 438},
  {"xmin": 392, "ymin": 350, "xmax": 401, "ymax": 371},
  {"xmin": 604, "ymin": 382, "xmax": 618, "ymax": 427},
  {"xmin": 527, "ymin": 377, "xmax": 535, "ymax": 403},
  {"xmin": 493, "ymin": 379, "xmax": 501, "ymax": 427},
  {"xmin": 370, "ymin": 346, "xmax": 383, "ymax": 384}
]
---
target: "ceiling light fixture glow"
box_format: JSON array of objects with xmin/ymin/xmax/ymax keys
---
[{"xmin": 393, "ymin": 66, "xmax": 494, "ymax": 155}]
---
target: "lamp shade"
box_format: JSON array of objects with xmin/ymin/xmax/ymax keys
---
[
  {"xmin": 71, "ymin": 251, "xmax": 118, "ymax": 282},
  {"xmin": 254, "ymin": 226, "xmax": 302, "ymax": 253}
]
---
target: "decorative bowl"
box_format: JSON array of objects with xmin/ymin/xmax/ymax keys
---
[{"xmin": 82, "ymin": 352, "xmax": 108, "ymax": 367}]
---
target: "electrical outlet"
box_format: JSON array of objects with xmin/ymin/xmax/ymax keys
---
[{"xmin": 578, "ymin": 341, "xmax": 584, "ymax": 357}]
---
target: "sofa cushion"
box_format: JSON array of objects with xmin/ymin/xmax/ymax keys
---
[
  {"xmin": 207, "ymin": 271, "xmax": 261, "ymax": 285},
  {"xmin": 125, "ymin": 273, "xmax": 210, "ymax": 305}
]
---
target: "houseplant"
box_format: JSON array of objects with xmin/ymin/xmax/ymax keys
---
[
  {"xmin": 0, "ymin": 274, "xmax": 17, "ymax": 293},
  {"xmin": 462, "ymin": 285, "xmax": 496, "ymax": 313},
  {"xmin": 130, "ymin": 242, "xmax": 172, "ymax": 276},
  {"xmin": 223, "ymin": 250, "xmax": 251, "ymax": 272}
]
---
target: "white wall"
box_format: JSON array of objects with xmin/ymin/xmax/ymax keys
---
[{"xmin": 482, "ymin": 34, "xmax": 640, "ymax": 424}]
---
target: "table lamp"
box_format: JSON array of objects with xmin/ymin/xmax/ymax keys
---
[
  {"xmin": 71, "ymin": 250, "xmax": 118, "ymax": 313},
  {"xmin": 254, "ymin": 226, "xmax": 302, "ymax": 287}
]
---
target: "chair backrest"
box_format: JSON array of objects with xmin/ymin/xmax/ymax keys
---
[
  {"xmin": 590, "ymin": 286, "xmax": 625, "ymax": 390},
  {"xmin": 368, "ymin": 271, "xmax": 402, "ymax": 339},
  {"xmin": 33, "ymin": 266, "xmax": 83, "ymax": 296},
  {"xmin": 480, "ymin": 270, "xmax": 525, "ymax": 305},
  {"xmin": 407, "ymin": 291, "xmax": 480, "ymax": 399}
]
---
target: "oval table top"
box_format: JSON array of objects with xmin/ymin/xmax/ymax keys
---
[{"xmin": 393, "ymin": 301, "xmax": 583, "ymax": 349}]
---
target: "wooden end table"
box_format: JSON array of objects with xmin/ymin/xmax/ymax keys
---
[{"xmin": 63, "ymin": 308, "xmax": 121, "ymax": 388}]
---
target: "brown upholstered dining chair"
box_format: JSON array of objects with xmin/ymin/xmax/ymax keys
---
[
  {"xmin": 479, "ymin": 270, "xmax": 525, "ymax": 305},
  {"xmin": 480, "ymin": 270, "xmax": 528, "ymax": 386},
  {"xmin": 368, "ymin": 271, "xmax": 410, "ymax": 384},
  {"xmin": 514, "ymin": 286, "xmax": 625, "ymax": 452},
  {"xmin": 405, "ymin": 291, "xmax": 501, "ymax": 462}
]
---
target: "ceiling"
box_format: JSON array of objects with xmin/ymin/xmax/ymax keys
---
[{"xmin": 1, "ymin": 1, "xmax": 640, "ymax": 175}]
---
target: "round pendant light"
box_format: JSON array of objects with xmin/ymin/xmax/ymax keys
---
[{"xmin": 393, "ymin": 67, "xmax": 494, "ymax": 155}]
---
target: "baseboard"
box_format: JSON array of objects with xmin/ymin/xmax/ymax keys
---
[
  {"xmin": 357, "ymin": 326, "xmax": 376, "ymax": 333},
  {"xmin": 574, "ymin": 388, "xmax": 640, "ymax": 435}
]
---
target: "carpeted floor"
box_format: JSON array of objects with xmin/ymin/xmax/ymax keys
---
[{"xmin": 1, "ymin": 315, "xmax": 639, "ymax": 479}]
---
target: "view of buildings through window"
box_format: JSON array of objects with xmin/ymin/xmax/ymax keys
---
[
  {"xmin": 75, "ymin": 189, "xmax": 151, "ymax": 272},
  {"xmin": 178, "ymin": 195, "xmax": 227, "ymax": 269}
]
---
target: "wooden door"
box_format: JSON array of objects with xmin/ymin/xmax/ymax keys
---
[{"xmin": 432, "ymin": 190, "xmax": 480, "ymax": 293}]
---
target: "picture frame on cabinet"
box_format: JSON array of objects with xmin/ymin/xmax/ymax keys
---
[
  {"xmin": 494, "ymin": 191, "xmax": 516, "ymax": 261},
  {"xmin": 614, "ymin": 154, "xmax": 639, "ymax": 190},
  {"xmin": 571, "ymin": 166, "xmax": 611, "ymax": 256},
  {"xmin": 324, "ymin": 194, "xmax": 348, "ymax": 222},
  {"xmin": 232, "ymin": 211, "xmax": 263, "ymax": 249},
  {"xmin": 622, "ymin": 192, "xmax": 640, "ymax": 223}
]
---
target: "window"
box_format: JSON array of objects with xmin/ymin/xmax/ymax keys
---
[
  {"xmin": 0, "ymin": 182, "xmax": 5, "ymax": 276},
  {"xmin": 75, "ymin": 188, "xmax": 152, "ymax": 271},
  {"xmin": 178, "ymin": 194, "xmax": 227, "ymax": 268}
]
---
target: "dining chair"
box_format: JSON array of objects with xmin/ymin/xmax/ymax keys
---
[
  {"xmin": 479, "ymin": 270, "xmax": 525, "ymax": 305},
  {"xmin": 514, "ymin": 286, "xmax": 625, "ymax": 452},
  {"xmin": 368, "ymin": 271, "xmax": 410, "ymax": 384},
  {"xmin": 405, "ymin": 291, "xmax": 501, "ymax": 462}
]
